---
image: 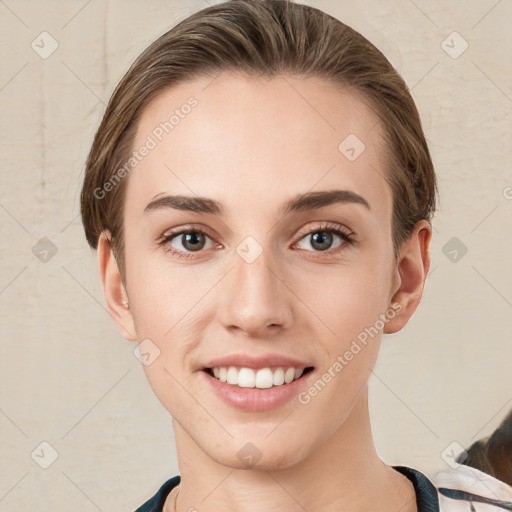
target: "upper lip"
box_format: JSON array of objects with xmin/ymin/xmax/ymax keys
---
[{"xmin": 202, "ymin": 353, "xmax": 314, "ymax": 370}]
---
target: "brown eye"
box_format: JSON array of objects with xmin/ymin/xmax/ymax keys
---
[{"xmin": 175, "ymin": 232, "xmax": 207, "ymax": 252}]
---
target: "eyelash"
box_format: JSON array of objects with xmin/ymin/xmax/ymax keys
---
[
  {"xmin": 158, "ymin": 222, "xmax": 356, "ymax": 259},
  {"xmin": 294, "ymin": 222, "xmax": 356, "ymax": 258}
]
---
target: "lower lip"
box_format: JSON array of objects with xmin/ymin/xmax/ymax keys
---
[{"xmin": 199, "ymin": 369, "xmax": 315, "ymax": 412}]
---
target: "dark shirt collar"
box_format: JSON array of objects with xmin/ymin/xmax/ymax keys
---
[
  {"xmin": 393, "ymin": 465, "xmax": 440, "ymax": 511},
  {"xmin": 135, "ymin": 466, "xmax": 440, "ymax": 512}
]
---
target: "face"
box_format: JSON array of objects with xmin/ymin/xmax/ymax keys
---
[{"xmin": 106, "ymin": 72, "xmax": 427, "ymax": 470}]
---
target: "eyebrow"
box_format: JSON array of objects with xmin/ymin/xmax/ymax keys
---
[{"xmin": 143, "ymin": 189, "xmax": 371, "ymax": 217}]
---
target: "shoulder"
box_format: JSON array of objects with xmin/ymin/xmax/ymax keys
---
[
  {"xmin": 430, "ymin": 464, "xmax": 512, "ymax": 511},
  {"xmin": 132, "ymin": 468, "xmax": 512, "ymax": 512},
  {"xmin": 134, "ymin": 475, "xmax": 181, "ymax": 512},
  {"xmin": 394, "ymin": 464, "xmax": 512, "ymax": 512}
]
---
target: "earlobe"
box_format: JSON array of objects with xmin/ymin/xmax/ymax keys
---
[
  {"xmin": 384, "ymin": 220, "xmax": 432, "ymax": 334},
  {"xmin": 97, "ymin": 231, "xmax": 137, "ymax": 341}
]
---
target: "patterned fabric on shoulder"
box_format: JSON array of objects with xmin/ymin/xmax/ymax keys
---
[{"xmin": 431, "ymin": 464, "xmax": 512, "ymax": 511}]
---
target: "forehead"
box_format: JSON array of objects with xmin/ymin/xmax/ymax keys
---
[{"xmin": 125, "ymin": 71, "xmax": 391, "ymax": 222}]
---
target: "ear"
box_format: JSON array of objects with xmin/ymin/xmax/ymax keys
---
[
  {"xmin": 97, "ymin": 230, "xmax": 137, "ymax": 341},
  {"xmin": 384, "ymin": 220, "xmax": 432, "ymax": 334}
]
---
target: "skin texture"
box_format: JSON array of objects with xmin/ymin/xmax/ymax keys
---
[{"xmin": 97, "ymin": 72, "xmax": 431, "ymax": 512}]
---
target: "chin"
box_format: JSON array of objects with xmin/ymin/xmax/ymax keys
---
[{"xmin": 205, "ymin": 436, "xmax": 311, "ymax": 472}]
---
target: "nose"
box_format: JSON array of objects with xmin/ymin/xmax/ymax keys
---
[{"xmin": 216, "ymin": 246, "xmax": 293, "ymax": 338}]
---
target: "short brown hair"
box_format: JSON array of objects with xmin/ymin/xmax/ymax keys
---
[{"xmin": 80, "ymin": 0, "xmax": 437, "ymax": 281}]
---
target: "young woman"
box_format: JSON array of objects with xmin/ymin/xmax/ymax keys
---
[{"xmin": 80, "ymin": 1, "xmax": 512, "ymax": 510}]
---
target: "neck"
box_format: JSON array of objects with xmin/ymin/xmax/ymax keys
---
[{"xmin": 168, "ymin": 387, "xmax": 417, "ymax": 512}]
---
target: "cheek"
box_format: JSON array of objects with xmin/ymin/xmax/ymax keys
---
[
  {"xmin": 129, "ymin": 269, "xmax": 214, "ymax": 344},
  {"xmin": 126, "ymin": 248, "xmax": 192, "ymax": 332},
  {"xmin": 294, "ymin": 259, "xmax": 392, "ymax": 337},
  {"xmin": 292, "ymin": 267, "xmax": 387, "ymax": 419}
]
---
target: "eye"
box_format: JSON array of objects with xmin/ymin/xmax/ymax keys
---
[
  {"xmin": 158, "ymin": 222, "xmax": 355, "ymax": 259},
  {"xmin": 293, "ymin": 222, "xmax": 355, "ymax": 255},
  {"xmin": 158, "ymin": 226, "xmax": 219, "ymax": 257}
]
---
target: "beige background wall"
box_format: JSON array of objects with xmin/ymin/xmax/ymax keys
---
[{"xmin": 1, "ymin": 0, "xmax": 511, "ymax": 510}]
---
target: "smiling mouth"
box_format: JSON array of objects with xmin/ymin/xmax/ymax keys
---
[{"xmin": 203, "ymin": 366, "xmax": 314, "ymax": 389}]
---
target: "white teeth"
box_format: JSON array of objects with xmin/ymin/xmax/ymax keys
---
[
  {"xmin": 227, "ymin": 366, "xmax": 239, "ymax": 385},
  {"xmin": 255, "ymin": 368, "xmax": 273, "ymax": 389},
  {"xmin": 208, "ymin": 366, "xmax": 308, "ymax": 389},
  {"xmin": 238, "ymin": 368, "xmax": 256, "ymax": 388},
  {"xmin": 273, "ymin": 367, "xmax": 285, "ymax": 386},
  {"xmin": 294, "ymin": 368, "xmax": 304, "ymax": 380},
  {"xmin": 284, "ymin": 367, "xmax": 295, "ymax": 383}
]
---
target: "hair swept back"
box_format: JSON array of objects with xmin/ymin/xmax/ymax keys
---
[{"xmin": 80, "ymin": 0, "xmax": 437, "ymax": 281}]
